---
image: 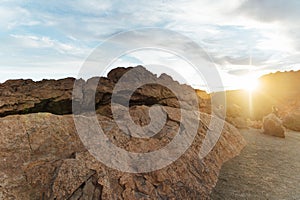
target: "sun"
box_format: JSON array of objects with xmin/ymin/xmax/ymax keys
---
[{"xmin": 241, "ymin": 75, "xmax": 260, "ymax": 92}]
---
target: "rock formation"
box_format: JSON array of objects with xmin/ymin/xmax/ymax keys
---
[
  {"xmin": 0, "ymin": 111, "xmax": 246, "ymax": 199},
  {"xmin": 262, "ymin": 113, "xmax": 285, "ymax": 138},
  {"xmin": 0, "ymin": 66, "xmax": 246, "ymax": 199},
  {"xmin": 221, "ymin": 70, "xmax": 300, "ymax": 121},
  {"xmin": 283, "ymin": 109, "xmax": 300, "ymax": 131},
  {"xmin": 0, "ymin": 78, "xmax": 75, "ymax": 116},
  {"xmin": 0, "ymin": 66, "xmax": 210, "ymax": 117}
]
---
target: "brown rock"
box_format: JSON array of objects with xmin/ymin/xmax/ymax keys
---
[
  {"xmin": 263, "ymin": 113, "xmax": 285, "ymax": 138},
  {"xmin": 0, "ymin": 78, "xmax": 75, "ymax": 116},
  {"xmin": 0, "ymin": 113, "xmax": 85, "ymax": 199},
  {"xmin": 0, "ymin": 66, "xmax": 209, "ymax": 117},
  {"xmin": 0, "ymin": 108, "xmax": 246, "ymax": 199},
  {"xmin": 51, "ymin": 159, "xmax": 95, "ymax": 199},
  {"xmin": 283, "ymin": 109, "xmax": 300, "ymax": 131},
  {"xmin": 107, "ymin": 66, "xmax": 135, "ymax": 83},
  {"xmin": 247, "ymin": 119, "xmax": 262, "ymax": 129},
  {"xmin": 0, "ymin": 66, "xmax": 246, "ymax": 199}
]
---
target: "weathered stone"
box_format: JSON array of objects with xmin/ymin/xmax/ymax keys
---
[
  {"xmin": 283, "ymin": 109, "xmax": 300, "ymax": 131},
  {"xmin": 0, "ymin": 109, "xmax": 246, "ymax": 199},
  {"xmin": 263, "ymin": 113, "xmax": 285, "ymax": 138},
  {"xmin": 0, "ymin": 114, "xmax": 85, "ymax": 199},
  {"xmin": 0, "ymin": 78, "xmax": 75, "ymax": 116},
  {"xmin": 0, "ymin": 66, "xmax": 209, "ymax": 117},
  {"xmin": 0, "ymin": 66, "xmax": 246, "ymax": 199},
  {"xmin": 52, "ymin": 159, "xmax": 95, "ymax": 199}
]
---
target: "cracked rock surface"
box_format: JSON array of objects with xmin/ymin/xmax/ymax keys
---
[
  {"xmin": 0, "ymin": 111, "xmax": 245, "ymax": 199},
  {"xmin": 0, "ymin": 66, "xmax": 245, "ymax": 199}
]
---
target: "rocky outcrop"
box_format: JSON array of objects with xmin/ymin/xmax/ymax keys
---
[
  {"xmin": 0, "ymin": 66, "xmax": 246, "ymax": 199},
  {"xmin": 283, "ymin": 109, "xmax": 300, "ymax": 131},
  {"xmin": 0, "ymin": 108, "xmax": 246, "ymax": 199},
  {"xmin": 220, "ymin": 70, "xmax": 300, "ymax": 121},
  {"xmin": 0, "ymin": 78, "xmax": 75, "ymax": 116},
  {"xmin": 263, "ymin": 113, "xmax": 285, "ymax": 138},
  {"xmin": 0, "ymin": 66, "xmax": 210, "ymax": 117}
]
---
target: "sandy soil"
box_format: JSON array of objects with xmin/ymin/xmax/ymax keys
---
[{"xmin": 211, "ymin": 128, "xmax": 300, "ymax": 200}]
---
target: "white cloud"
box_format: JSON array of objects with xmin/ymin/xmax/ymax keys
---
[
  {"xmin": 0, "ymin": 0, "xmax": 300, "ymax": 90},
  {"xmin": 0, "ymin": 5, "xmax": 31, "ymax": 29},
  {"xmin": 9, "ymin": 34, "xmax": 90, "ymax": 55}
]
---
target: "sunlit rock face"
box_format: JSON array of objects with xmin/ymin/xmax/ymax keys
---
[
  {"xmin": 0, "ymin": 66, "xmax": 245, "ymax": 199},
  {"xmin": 210, "ymin": 70, "xmax": 300, "ymax": 129},
  {"xmin": 283, "ymin": 109, "xmax": 300, "ymax": 131},
  {"xmin": 263, "ymin": 113, "xmax": 285, "ymax": 138},
  {"xmin": 252, "ymin": 70, "xmax": 300, "ymax": 120}
]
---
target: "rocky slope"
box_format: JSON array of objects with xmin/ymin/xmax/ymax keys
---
[
  {"xmin": 211, "ymin": 70, "xmax": 300, "ymax": 127},
  {"xmin": 256, "ymin": 70, "xmax": 300, "ymax": 119},
  {"xmin": 0, "ymin": 66, "xmax": 245, "ymax": 199}
]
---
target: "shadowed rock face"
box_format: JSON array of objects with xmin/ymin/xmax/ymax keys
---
[
  {"xmin": 0, "ymin": 66, "xmax": 245, "ymax": 199},
  {"xmin": 0, "ymin": 66, "xmax": 211, "ymax": 117},
  {"xmin": 0, "ymin": 78, "xmax": 75, "ymax": 117}
]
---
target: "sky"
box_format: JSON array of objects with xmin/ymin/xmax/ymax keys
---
[{"xmin": 1, "ymin": 0, "xmax": 300, "ymax": 91}]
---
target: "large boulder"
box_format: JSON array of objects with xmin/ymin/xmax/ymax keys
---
[
  {"xmin": 283, "ymin": 109, "xmax": 300, "ymax": 131},
  {"xmin": 0, "ymin": 109, "xmax": 246, "ymax": 199},
  {"xmin": 262, "ymin": 113, "xmax": 285, "ymax": 138}
]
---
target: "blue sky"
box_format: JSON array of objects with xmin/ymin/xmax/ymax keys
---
[{"xmin": 1, "ymin": 0, "xmax": 300, "ymax": 90}]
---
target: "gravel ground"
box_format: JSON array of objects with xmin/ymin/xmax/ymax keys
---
[{"xmin": 211, "ymin": 128, "xmax": 300, "ymax": 200}]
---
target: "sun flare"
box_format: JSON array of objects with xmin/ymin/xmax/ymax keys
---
[{"xmin": 241, "ymin": 75, "xmax": 260, "ymax": 92}]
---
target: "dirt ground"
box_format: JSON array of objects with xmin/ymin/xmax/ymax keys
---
[{"xmin": 211, "ymin": 128, "xmax": 300, "ymax": 200}]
